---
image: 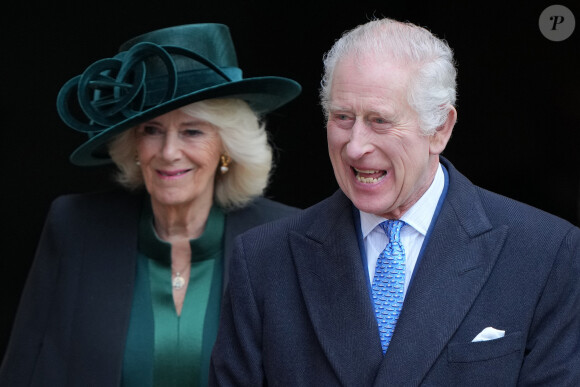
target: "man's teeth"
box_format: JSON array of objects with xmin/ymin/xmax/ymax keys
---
[{"xmin": 354, "ymin": 168, "xmax": 386, "ymax": 184}]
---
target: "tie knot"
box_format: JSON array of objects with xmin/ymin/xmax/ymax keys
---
[{"xmin": 379, "ymin": 219, "xmax": 405, "ymax": 243}]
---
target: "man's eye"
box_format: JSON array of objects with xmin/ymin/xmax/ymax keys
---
[{"xmin": 335, "ymin": 114, "xmax": 351, "ymax": 121}]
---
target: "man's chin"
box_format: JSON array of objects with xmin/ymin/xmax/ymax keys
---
[{"xmin": 351, "ymin": 197, "xmax": 393, "ymax": 217}]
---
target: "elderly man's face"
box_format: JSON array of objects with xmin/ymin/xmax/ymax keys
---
[{"xmin": 326, "ymin": 55, "xmax": 442, "ymax": 219}]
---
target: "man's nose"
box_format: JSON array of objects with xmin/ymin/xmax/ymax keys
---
[{"xmin": 345, "ymin": 120, "xmax": 373, "ymax": 159}]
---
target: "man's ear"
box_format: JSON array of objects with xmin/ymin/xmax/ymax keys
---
[{"xmin": 429, "ymin": 106, "xmax": 457, "ymax": 155}]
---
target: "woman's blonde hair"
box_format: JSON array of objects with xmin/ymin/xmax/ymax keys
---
[{"xmin": 108, "ymin": 98, "xmax": 273, "ymax": 210}]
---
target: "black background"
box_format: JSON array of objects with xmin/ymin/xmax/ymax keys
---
[{"xmin": 2, "ymin": 1, "xmax": 579, "ymax": 358}]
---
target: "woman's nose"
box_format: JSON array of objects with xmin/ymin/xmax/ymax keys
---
[{"xmin": 160, "ymin": 132, "xmax": 182, "ymax": 161}]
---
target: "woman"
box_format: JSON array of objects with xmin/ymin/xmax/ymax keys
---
[{"xmin": 0, "ymin": 23, "xmax": 301, "ymax": 386}]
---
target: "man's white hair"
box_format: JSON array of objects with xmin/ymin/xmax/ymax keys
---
[{"xmin": 320, "ymin": 18, "xmax": 457, "ymax": 135}]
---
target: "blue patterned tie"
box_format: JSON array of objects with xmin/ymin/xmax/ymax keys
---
[{"xmin": 372, "ymin": 219, "xmax": 406, "ymax": 354}]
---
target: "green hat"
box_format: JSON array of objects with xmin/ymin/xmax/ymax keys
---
[{"xmin": 57, "ymin": 23, "xmax": 302, "ymax": 166}]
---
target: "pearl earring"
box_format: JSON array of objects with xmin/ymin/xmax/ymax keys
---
[{"xmin": 220, "ymin": 154, "xmax": 231, "ymax": 174}]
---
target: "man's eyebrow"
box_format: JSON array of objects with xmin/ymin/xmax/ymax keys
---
[
  {"xmin": 328, "ymin": 105, "xmax": 395, "ymax": 117},
  {"xmin": 327, "ymin": 104, "xmax": 349, "ymax": 111}
]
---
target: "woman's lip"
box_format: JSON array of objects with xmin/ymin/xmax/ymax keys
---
[{"xmin": 156, "ymin": 169, "xmax": 192, "ymax": 178}]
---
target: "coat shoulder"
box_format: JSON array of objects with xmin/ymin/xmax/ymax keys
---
[
  {"xmin": 42, "ymin": 190, "xmax": 143, "ymax": 242},
  {"xmin": 238, "ymin": 190, "xmax": 352, "ymax": 244},
  {"xmin": 51, "ymin": 189, "xmax": 141, "ymax": 215},
  {"xmin": 476, "ymin": 185, "xmax": 577, "ymax": 236},
  {"xmin": 443, "ymin": 158, "xmax": 577, "ymax": 239},
  {"xmin": 235, "ymin": 197, "xmax": 300, "ymax": 220}
]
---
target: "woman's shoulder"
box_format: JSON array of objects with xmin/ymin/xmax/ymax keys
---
[{"xmin": 50, "ymin": 189, "xmax": 144, "ymax": 218}]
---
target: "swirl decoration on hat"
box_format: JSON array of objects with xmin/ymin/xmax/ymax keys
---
[{"xmin": 56, "ymin": 42, "xmax": 233, "ymax": 134}]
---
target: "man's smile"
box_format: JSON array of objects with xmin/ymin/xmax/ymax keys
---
[{"xmin": 352, "ymin": 167, "xmax": 387, "ymax": 184}]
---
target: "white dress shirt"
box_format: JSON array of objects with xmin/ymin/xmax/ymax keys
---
[{"xmin": 360, "ymin": 163, "xmax": 445, "ymax": 297}]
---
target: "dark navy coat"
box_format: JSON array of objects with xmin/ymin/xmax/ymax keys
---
[
  {"xmin": 210, "ymin": 159, "xmax": 580, "ymax": 386},
  {"xmin": 0, "ymin": 190, "xmax": 298, "ymax": 386}
]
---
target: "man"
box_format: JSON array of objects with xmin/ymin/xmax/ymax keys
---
[{"xmin": 210, "ymin": 18, "xmax": 580, "ymax": 386}]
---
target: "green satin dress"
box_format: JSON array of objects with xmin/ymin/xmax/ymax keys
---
[{"xmin": 121, "ymin": 198, "xmax": 224, "ymax": 387}]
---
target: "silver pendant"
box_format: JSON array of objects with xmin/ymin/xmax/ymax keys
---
[{"xmin": 172, "ymin": 272, "xmax": 185, "ymax": 290}]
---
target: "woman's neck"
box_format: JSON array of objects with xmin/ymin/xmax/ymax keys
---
[{"xmin": 150, "ymin": 197, "xmax": 213, "ymax": 243}]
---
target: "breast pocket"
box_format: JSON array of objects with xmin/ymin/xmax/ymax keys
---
[
  {"xmin": 447, "ymin": 331, "xmax": 523, "ymax": 363},
  {"xmin": 436, "ymin": 332, "xmax": 524, "ymax": 386}
]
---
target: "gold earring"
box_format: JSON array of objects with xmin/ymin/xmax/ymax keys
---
[
  {"xmin": 135, "ymin": 153, "xmax": 141, "ymax": 166},
  {"xmin": 220, "ymin": 154, "xmax": 231, "ymax": 174}
]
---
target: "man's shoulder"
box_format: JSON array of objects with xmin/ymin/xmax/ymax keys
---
[
  {"xmin": 240, "ymin": 190, "xmax": 351, "ymax": 239},
  {"xmin": 445, "ymin": 159, "xmax": 576, "ymax": 242},
  {"xmin": 241, "ymin": 197, "xmax": 300, "ymax": 218},
  {"xmin": 476, "ymin": 185, "xmax": 576, "ymax": 232}
]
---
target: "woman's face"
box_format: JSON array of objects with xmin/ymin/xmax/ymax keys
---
[{"xmin": 135, "ymin": 108, "xmax": 223, "ymax": 210}]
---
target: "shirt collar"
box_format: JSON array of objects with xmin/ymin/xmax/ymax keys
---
[{"xmin": 360, "ymin": 163, "xmax": 445, "ymax": 238}]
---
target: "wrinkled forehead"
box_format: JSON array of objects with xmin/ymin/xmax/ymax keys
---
[
  {"xmin": 341, "ymin": 47, "xmax": 417, "ymax": 74},
  {"xmin": 329, "ymin": 58, "xmax": 416, "ymax": 118},
  {"xmin": 332, "ymin": 53, "xmax": 414, "ymax": 94}
]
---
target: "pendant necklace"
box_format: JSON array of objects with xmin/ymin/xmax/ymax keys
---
[
  {"xmin": 172, "ymin": 263, "xmax": 190, "ymax": 290},
  {"xmin": 172, "ymin": 273, "xmax": 185, "ymax": 290}
]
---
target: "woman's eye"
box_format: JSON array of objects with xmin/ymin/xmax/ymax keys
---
[
  {"xmin": 142, "ymin": 125, "xmax": 161, "ymax": 135},
  {"xmin": 183, "ymin": 129, "xmax": 202, "ymax": 137}
]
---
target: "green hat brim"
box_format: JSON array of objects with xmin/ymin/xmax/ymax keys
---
[{"xmin": 69, "ymin": 76, "xmax": 301, "ymax": 166}]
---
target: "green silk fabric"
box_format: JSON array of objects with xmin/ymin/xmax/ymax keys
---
[{"xmin": 122, "ymin": 199, "xmax": 224, "ymax": 386}]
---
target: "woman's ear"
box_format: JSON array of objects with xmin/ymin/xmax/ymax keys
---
[{"xmin": 429, "ymin": 106, "xmax": 457, "ymax": 155}]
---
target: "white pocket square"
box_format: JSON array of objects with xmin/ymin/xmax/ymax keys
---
[{"xmin": 471, "ymin": 327, "xmax": 505, "ymax": 342}]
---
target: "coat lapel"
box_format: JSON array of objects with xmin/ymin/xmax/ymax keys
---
[
  {"xmin": 373, "ymin": 161, "xmax": 508, "ymax": 385},
  {"xmin": 290, "ymin": 191, "xmax": 384, "ymax": 386}
]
